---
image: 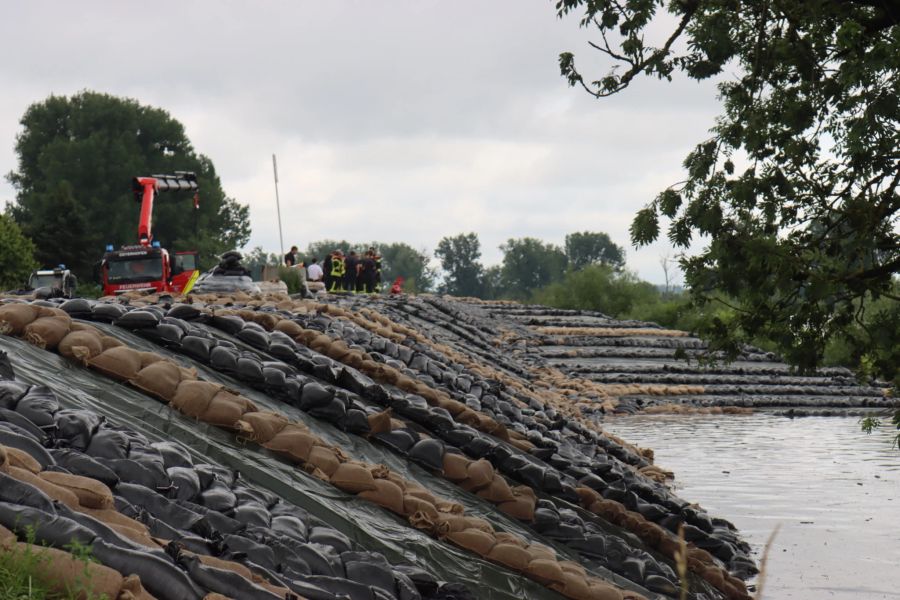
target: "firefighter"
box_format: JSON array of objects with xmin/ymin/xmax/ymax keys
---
[
  {"xmin": 359, "ymin": 251, "xmax": 377, "ymax": 294},
  {"xmin": 368, "ymin": 247, "xmax": 383, "ymax": 292},
  {"xmin": 343, "ymin": 250, "xmax": 359, "ymax": 294},
  {"xmin": 328, "ymin": 250, "xmax": 345, "ymax": 292}
]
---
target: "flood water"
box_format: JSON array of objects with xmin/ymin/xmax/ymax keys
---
[{"xmin": 603, "ymin": 414, "xmax": 900, "ymax": 600}]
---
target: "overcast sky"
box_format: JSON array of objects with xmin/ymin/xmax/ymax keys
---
[{"xmin": 0, "ymin": 1, "xmax": 722, "ymax": 284}]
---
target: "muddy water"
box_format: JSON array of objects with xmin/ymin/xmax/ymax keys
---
[{"xmin": 604, "ymin": 414, "xmax": 900, "ymax": 600}]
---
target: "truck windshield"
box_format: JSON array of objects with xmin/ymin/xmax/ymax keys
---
[
  {"xmin": 30, "ymin": 274, "xmax": 61, "ymax": 289},
  {"xmin": 107, "ymin": 258, "xmax": 164, "ymax": 282}
]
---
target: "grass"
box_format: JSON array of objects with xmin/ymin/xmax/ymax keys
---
[{"xmin": 0, "ymin": 528, "xmax": 109, "ymax": 600}]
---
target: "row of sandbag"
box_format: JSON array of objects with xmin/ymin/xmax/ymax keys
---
[
  {"xmin": 0, "ymin": 368, "xmax": 462, "ymax": 600},
  {"xmin": 534, "ymin": 338, "xmax": 708, "ymax": 350},
  {"xmin": 307, "ymin": 299, "xmax": 758, "ymax": 589},
  {"xmin": 539, "ymin": 347, "xmax": 777, "ymax": 363},
  {"xmin": 0, "ymin": 300, "xmax": 645, "ymax": 600},
  {"xmin": 168, "ymin": 302, "xmax": 751, "ymax": 600},
  {"xmin": 98, "ymin": 306, "xmax": 692, "ymax": 597}
]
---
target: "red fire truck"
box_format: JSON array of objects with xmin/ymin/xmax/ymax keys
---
[{"xmin": 99, "ymin": 172, "xmax": 201, "ymax": 296}]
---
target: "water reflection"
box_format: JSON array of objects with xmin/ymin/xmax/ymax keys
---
[{"xmin": 604, "ymin": 415, "xmax": 899, "ymax": 600}]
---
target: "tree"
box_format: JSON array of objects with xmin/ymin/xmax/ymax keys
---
[
  {"xmin": 500, "ymin": 237, "xmax": 567, "ymax": 299},
  {"xmin": 534, "ymin": 264, "xmax": 658, "ymax": 316},
  {"xmin": 305, "ymin": 240, "xmax": 353, "ymax": 263},
  {"xmin": 378, "ymin": 242, "xmax": 436, "ymax": 293},
  {"xmin": 434, "ymin": 233, "xmax": 485, "ymax": 297},
  {"xmin": 564, "ymin": 231, "xmax": 625, "ymax": 271},
  {"xmin": 0, "ymin": 213, "xmax": 38, "ymax": 289},
  {"xmin": 557, "ymin": 0, "xmax": 900, "ymax": 377},
  {"xmin": 7, "ymin": 91, "xmax": 251, "ymax": 279}
]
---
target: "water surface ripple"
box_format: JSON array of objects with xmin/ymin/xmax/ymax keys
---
[{"xmin": 604, "ymin": 415, "xmax": 899, "ymax": 599}]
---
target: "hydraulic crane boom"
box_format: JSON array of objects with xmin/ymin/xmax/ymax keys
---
[{"xmin": 133, "ymin": 171, "xmax": 200, "ymax": 246}]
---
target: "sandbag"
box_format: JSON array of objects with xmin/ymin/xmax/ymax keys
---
[
  {"xmin": 445, "ymin": 528, "xmax": 496, "ymax": 556},
  {"xmin": 89, "ymin": 346, "xmax": 144, "ymax": 381},
  {"xmin": 40, "ymin": 470, "xmax": 114, "ymax": 509},
  {"xmin": 132, "ymin": 360, "xmax": 185, "ymax": 401},
  {"xmin": 262, "ymin": 425, "xmax": 317, "ymax": 462},
  {"xmin": 476, "ymin": 475, "xmax": 517, "ymax": 504},
  {"xmin": 5, "ymin": 445, "xmax": 43, "ymax": 473},
  {"xmin": 20, "ymin": 543, "xmax": 125, "ymax": 599},
  {"xmin": 0, "ymin": 303, "xmax": 39, "ymax": 336},
  {"xmin": 462, "ymin": 458, "xmax": 494, "ymax": 491},
  {"xmin": 201, "ymin": 389, "xmax": 256, "ymax": 427},
  {"xmin": 526, "ymin": 559, "xmax": 567, "ymax": 586},
  {"xmin": 23, "ymin": 315, "xmax": 71, "ymax": 349},
  {"xmin": 358, "ymin": 478, "xmax": 405, "ymax": 514},
  {"xmin": 171, "ymin": 380, "xmax": 221, "ymax": 418},
  {"xmin": 91, "ymin": 538, "xmax": 205, "ymax": 600},
  {"xmin": 307, "ymin": 445, "xmax": 341, "ymax": 477},
  {"xmin": 330, "ymin": 462, "xmax": 378, "ymax": 493},
  {"xmin": 0, "ymin": 444, "xmax": 7, "ymax": 472},
  {"xmin": 58, "ymin": 329, "xmax": 104, "ymax": 363},
  {"xmin": 0, "ymin": 429, "xmax": 54, "ymax": 469},
  {"xmin": 0, "ymin": 469, "xmax": 57, "ymax": 512},
  {"xmin": 239, "ymin": 411, "xmax": 289, "ymax": 444},
  {"xmin": 274, "ymin": 319, "xmax": 304, "ymax": 337},
  {"xmin": 486, "ymin": 543, "xmax": 531, "ymax": 571},
  {"xmin": 13, "ymin": 386, "xmax": 59, "ymax": 428},
  {"xmin": 8, "ymin": 466, "xmax": 80, "ymax": 508}
]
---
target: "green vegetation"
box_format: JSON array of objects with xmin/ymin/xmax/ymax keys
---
[
  {"xmin": 0, "ymin": 213, "xmax": 38, "ymax": 290},
  {"xmin": 6, "ymin": 91, "xmax": 251, "ymax": 281},
  {"xmin": 557, "ymin": 0, "xmax": 899, "ymax": 375}
]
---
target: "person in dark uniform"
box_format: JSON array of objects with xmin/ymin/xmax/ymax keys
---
[
  {"xmin": 328, "ymin": 250, "xmax": 345, "ymax": 292},
  {"xmin": 343, "ymin": 250, "xmax": 359, "ymax": 294},
  {"xmin": 359, "ymin": 251, "xmax": 377, "ymax": 293},
  {"xmin": 369, "ymin": 247, "xmax": 383, "ymax": 292},
  {"xmin": 284, "ymin": 246, "xmax": 298, "ymax": 267}
]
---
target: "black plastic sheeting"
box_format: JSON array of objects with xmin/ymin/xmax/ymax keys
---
[{"xmin": 0, "ymin": 334, "xmax": 573, "ymax": 600}]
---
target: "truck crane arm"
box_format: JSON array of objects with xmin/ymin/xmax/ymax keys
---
[{"xmin": 132, "ymin": 171, "xmax": 200, "ymax": 246}]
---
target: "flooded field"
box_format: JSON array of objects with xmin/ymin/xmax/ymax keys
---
[{"xmin": 605, "ymin": 414, "xmax": 900, "ymax": 599}]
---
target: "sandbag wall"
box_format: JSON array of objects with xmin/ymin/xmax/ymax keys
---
[
  {"xmin": 83, "ymin": 296, "xmax": 754, "ymax": 600},
  {"xmin": 284, "ymin": 298, "xmax": 755, "ymax": 593},
  {"xmin": 0, "ymin": 354, "xmax": 477, "ymax": 600},
  {"xmin": 0, "ymin": 301, "xmax": 647, "ymax": 600}
]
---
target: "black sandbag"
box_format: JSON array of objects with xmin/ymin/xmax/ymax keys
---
[
  {"xmin": 168, "ymin": 304, "xmax": 202, "ymax": 321},
  {"xmin": 0, "ymin": 471, "xmax": 57, "ymax": 512},
  {"xmin": 92, "ymin": 303, "xmax": 128, "ymax": 323},
  {"xmin": 168, "ymin": 466, "xmax": 202, "ymax": 501},
  {"xmin": 308, "ymin": 397, "xmax": 348, "ymax": 424},
  {"xmin": 175, "ymin": 499, "xmax": 244, "ymax": 536},
  {"xmin": 85, "ymin": 428, "xmax": 131, "ymax": 460},
  {"xmin": 0, "ymin": 380, "xmax": 30, "ymax": 410},
  {"xmin": 271, "ymin": 515, "xmax": 309, "ymax": 542},
  {"xmin": 293, "ymin": 543, "xmax": 343, "ymax": 578},
  {"xmin": 139, "ymin": 323, "xmax": 185, "ymax": 347},
  {"xmin": 180, "ymin": 335, "xmax": 215, "ymax": 363},
  {"xmin": 295, "ymin": 575, "xmax": 374, "ymax": 600},
  {"xmin": 408, "ymin": 438, "xmax": 445, "ymax": 471},
  {"xmin": 49, "ymin": 449, "xmax": 120, "ymax": 488},
  {"xmin": 233, "ymin": 501, "xmax": 271, "ymax": 529},
  {"xmin": 56, "ymin": 503, "xmax": 164, "ymax": 556},
  {"xmin": 423, "ymin": 408, "xmax": 455, "ymax": 432},
  {"xmin": 336, "ymin": 368, "xmax": 376, "ymax": 399},
  {"xmin": 233, "ymin": 485, "xmax": 279, "ymax": 509},
  {"xmin": 299, "ymin": 381, "xmax": 336, "ymax": 409},
  {"xmin": 210, "ymin": 314, "xmax": 246, "ymax": 336},
  {"xmin": 152, "ymin": 440, "xmax": 194, "ymax": 470},
  {"xmin": 372, "ymin": 430, "xmax": 417, "ymax": 455},
  {"xmin": 268, "ymin": 342, "xmax": 297, "ymax": 364},
  {"xmin": 284, "ymin": 579, "xmax": 341, "ymax": 600},
  {"xmin": 221, "ymin": 534, "xmax": 278, "ymax": 572},
  {"xmin": 344, "ymin": 409, "xmax": 371, "ymax": 435},
  {"xmin": 99, "ymin": 457, "xmax": 170, "ymax": 490},
  {"xmin": 0, "ymin": 407, "xmax": 47, "ymax": 442},
  {"xmin": 91, "ymin": 537, "xmax": 205, "ymax": 600},
  {"xmin": 0, "ymin": 501, "xmax": 95, "ymax": 548},
  {"xmin": 199, "ymin": 481, "xmax": 238, "ymax": 512},
  {"xmin": 342, "ymin": 551, "xmax": 396, "ymax": 595},
  {"xmin": 115, "ymin": 310, "xmax": 162, "ymax": 330},
  {"xmin": 392, "ymin": 564, "xmax": 439, "ymax": 597},
  {"xmin": 209, "ymin": 345, "xmax": 240, "ymax": 374},
  {"xmin": 309, "ymin": 527, "xmax": 352, "ymax": 555},
  {"xmin": 194, "ymin": 463, "xmax": 236, "ymax": 488},
  {"xmin": 58, "ymin": 298, "xmax": 93, "ymax": 318},
  {"xmin": 244, "ymin": 527, "xmax": 312, "ymax": 576},
  {"xmin": 236, "ymin": 356, "xmax": 266, "ymax": 384},
  {"xmin": 54, "ymin": 409, "xmax": 103, "ymax": 451},
  {"xmin": 177, "ymin": 553, "xmax": 284, "ymax": 600},
  {"xmin": 0, "ymin": 427, "xmax": 54, "ymax": 468},
  {"xmin": 116, "ymin": 482, "xmax": 206, "ymax": 533},
  {"xmin": 15, "ymin": 385, "xmax": 59, "ymax": 427},
  {"xmin": 238, "ymin": 327, "xmax": 271, "ymax": 351}
]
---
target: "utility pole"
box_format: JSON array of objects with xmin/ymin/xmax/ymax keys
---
[{"xmin": 272, "ymin": 154, "xmax": 285, "ymax": 261}]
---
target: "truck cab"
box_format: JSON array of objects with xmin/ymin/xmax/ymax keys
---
[
  {"xmin": 100, "ymin": 244, "xmax": 199, "ymax": 296},
  {"xmin": 28, "ymin": 266, "xmax": 77, "ymax": 298}
]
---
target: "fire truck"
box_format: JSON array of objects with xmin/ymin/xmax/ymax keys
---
[{"xmin": 99, "ymin": 172, "xmax": 201, "ymax": 296}]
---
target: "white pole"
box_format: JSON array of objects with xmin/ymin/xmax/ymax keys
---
[{"xmin": 272, "ymin": 154, "xmax": 285, "ymax": 261}]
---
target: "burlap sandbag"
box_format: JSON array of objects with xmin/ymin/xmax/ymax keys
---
[
  {"xmin": 40, "ymin": 470, "xmax": 114, "ymax": 509},
  {"xmin": 462, "ymin": 459, "xmax": 494, "ymax": 491},
  {"xmin": 330, "ymin": 462, "xmax": 378, "ymax": 493},
  {"xmin": 366, "ymin": 409, "xmax": 393, "ymax": 435},
  {"xmin": 58, "ymin": 330, "xmax": 104, "ymax": 364},
  {"xmin": 201, "ymin": 389, "xmax": 257, "ymax": 427},
  {"xmin": 119, "ymin": 574, "xmax": 159, "ymax": 600},
  {"xmin": 8, "ymin": 466, "xmax": 80, "ymax": 508},
  {"xmin": 0, "ymin": 445, "xmax": 8, "ymax": 473},
  {"xmin": 526, "ymin": 559, "xmax": 567, "ymax": 586},
  {"xmin": 100, "ymin": 335, "xmax": 124, "ymax": 350},
  {"xmin": 171, "ymin": 380, "xmax": 221, "ymax": 418},
  {"xmin": 0, "ymin": 523, "xmax": 16, "ymax": 548},
  {"xmin": 525, "ymin": 542, "xmax": 556, "ymax": 562},
  {"xmin": 550, "ymin": 572, "xmax": 593, "ymax": 600},
  {"xmin": 445, "ymin": 528, "xmax": 497, "ymax": 556},
  {"xmin": 359, "ymin": 478, "xmax": 405, "ymax": 513},
  {"xmin": 494, "ymin": 532, "xmax": 528, "ymax": 548},
  {"xmin": 476, "ymin": 475, "xmax": 517, "ymax": 504},
  {"xmin": 195, "ymin": 552, "xmax": 254, "ymax": 580},
  {"xmin": 307, "ymin": 445, "xmax": 341, "ymax": 477},
  {"xmin": 239, "ymin": 411, "xmax": 289, "ymax": 443},
  {"xmin": 498, "ymin": 486, "xmax": 537, "ymax": 521},
  {"xmin": 402, "ymin": 495, "xmax": 439, "ymax": 520},
  {"xmin": 80, "ymin": 507, "xmax": 151, "ymax": 538},
  {"xmin": 139, "ymin": 351, "xmax": 165, "ymax": 368},
  {"xmin": 404, "ymin": 485, "xmax": 437, "ymax": 505},
  {"xmin": 262, "ymin": 424, "xmax": 318, "ymax": 462},
  {"xmin": 436, "ymin": 500, "xmax": 465, "ymax": 515},
  {"xmin": 559, "ymin": 561, "xmax": 587, "ymax": 577},
  {"xmin": 0, "ymin": 303, "xmax": 39, "ymax": 335},
  {"xmin": 132, "ymin": 360, "xmax": 185, "ymax": 401},
  {"xmin": 35, "ymin": 306, "xmax": 69, "ymax": 319},
  {"xmin": 487, "ymin": 543, "xmax": 531, "ymax": 571},
  {"xmin": 6, "ymin": 447, "xmax": 41, "ymax": 473},
  {"xmin": 89, "ymin": 346, "xmax": 144, "ymax": 381},
  {"xmin": 442, "ymin": 452, "xmax": 471, "ymax": 482},
  {"xmin": 23, "ymin": 315, "xmax": 71, "ymax": 350},
  {"xmin": 274, "ymin": 319, "xmax": 304, "ymax": 338},
  {"xmin": 24, "ymin": 544, "xmax": 124, "ymax": 600},
  {"xmin": 252, "ymin": 312, "xmax": 278, "ymax": 331},
  {"xmin": 107, "ymin": 521, "xmax": 160, "ymax": 549},
  {"xmin": 589, "ymin": 581, "xmax": 627, "ymax": 600}
]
